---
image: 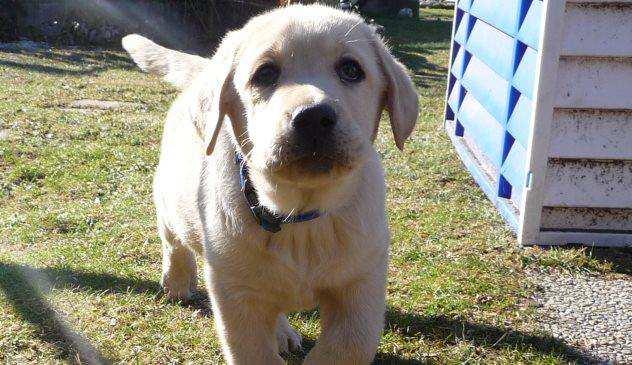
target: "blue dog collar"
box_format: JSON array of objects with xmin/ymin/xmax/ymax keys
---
[{"xmin": 235, "ymin": 153, "xmax": 321, "ymax": 233}]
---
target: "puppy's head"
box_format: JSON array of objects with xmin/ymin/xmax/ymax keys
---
[{"xmin": 123, "ymin": 5, "xmax": 418, "ymax": 189}]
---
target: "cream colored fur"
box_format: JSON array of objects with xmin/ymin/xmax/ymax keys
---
[{"xmin": 122, "ymin": 5, "xmax": 418, "ymax": 364}]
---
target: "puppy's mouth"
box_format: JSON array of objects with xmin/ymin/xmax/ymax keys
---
[
  {"xmin": 267, "ymin": 147, "xmax": 359, "ymax": 184},
  {"xmin": 288, "ymin": 154, "xmax": 339, "ymax": 174},
  {"xmin": 273, "ymin": 150, "xmax": 350, "ymax": 172}
]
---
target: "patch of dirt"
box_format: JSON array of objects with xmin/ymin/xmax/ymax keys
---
[{"xmin": 68, "ymin": 99, "xmax": 140, "ymax": 110}]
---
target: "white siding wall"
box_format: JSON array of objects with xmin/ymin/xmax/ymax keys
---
[{"xmin": 535, "ymin": 0, "xmax": 632, "ymax": 245}]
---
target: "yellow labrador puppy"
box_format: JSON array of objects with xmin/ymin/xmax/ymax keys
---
[{"xmin": 122, "ymin": 4, "xmax": 418, "ymax": 364}]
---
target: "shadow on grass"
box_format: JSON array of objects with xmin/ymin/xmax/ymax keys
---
[
  {"xmin": 530, "ymin": 245, "xmax": 632, "ymax": 276},
  {"xmin": 0, "ymin": 262, "xmax": 212, "ymax": 362},
  {"xmin": 1, "ymin": 13, "xmax": 450, "ymax": 83},
  {"xmin": 0, "ymin": 47, "xmax": 135, "ymax": 76},
  {"xmin": 0, "ymin": 263, "xmax": 596, "ymax": 364},
  {"xmin": 377, "ymin": 307, "xmax": 598, "ymax": 364},
  {"xmin": 288, "ymin": 306, "xmax": 595, "ymax": 364},
  {"xmin": 589, "ymin": 247, "xmax": 632, "ymax": 275},
  {"xmin": 373, "ymin": 14, "xmax": 452, "ymax": 89},
  {"xmin": 568, "ymin": 245, "xmax": 632, "ymax": 276},
  {"xmin": 0, "ymin": 263, "xmax": 114, "ymax": 364}
]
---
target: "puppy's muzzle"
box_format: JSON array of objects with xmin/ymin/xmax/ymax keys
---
[{"xmin": 272, "ymin": 103, "xmax": 357, "ymax": 177}]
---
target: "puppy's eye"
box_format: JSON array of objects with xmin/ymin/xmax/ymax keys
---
[
  {"xmin": 251, "ymin": 63, "xmax": 280, "ymax": 87},
  {"xmin": 337, "ymin": 58, "xmax": 365, "ymax": 83}
]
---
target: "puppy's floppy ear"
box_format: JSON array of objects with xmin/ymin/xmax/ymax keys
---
[
  {"xmin": 123, "ymin": 33, "xmax": 242, "ymax": 156},
  {"xmin": 373, "ymin": 35, "xmax": 419, "ymax": 150},
  {"xmin": 122, "ymin": 34, "xmax": 211, "ymax": 90},
  {"xmin": 197, "ymin": 30, "xmax": 243, "ymax": 156}
]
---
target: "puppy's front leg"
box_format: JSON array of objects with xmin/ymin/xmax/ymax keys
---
[
  {"xmin": 209, "ymin": 284, "xmax": 284, "ymax": 365},
  {"xmin": 305, "ymin": 273, "xmax": 387, "ymax": 365}
]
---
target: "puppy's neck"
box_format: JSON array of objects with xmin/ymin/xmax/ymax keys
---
[{"xmin": 248, "ymin": 169, "xmax": 360, "ymax": 216}]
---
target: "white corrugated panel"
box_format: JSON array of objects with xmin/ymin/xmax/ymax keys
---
[
  {"xmin": 555, "ymin": 57, "xmax": 632, "ymax": 109},
  {"xmin": 549, "ymin": 109, "xmax": 632, "ymax": 160},
  {"xmin": 562, "ymin": 3, "xmax": 632, "ymax": 57}
]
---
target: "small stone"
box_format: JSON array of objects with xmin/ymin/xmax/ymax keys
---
[{"xmin": 69, "ymin": 99, "xmax": 139, "ymax": 110}]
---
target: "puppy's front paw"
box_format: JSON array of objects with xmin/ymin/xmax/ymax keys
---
[{"xmin": 276, "ymin": 315, "xmax": 302, "ymax": 354}]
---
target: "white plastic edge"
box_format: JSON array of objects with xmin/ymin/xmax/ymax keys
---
[{"xmin": 517, "ymin": 0, "xmax": 568, "ymax": 246}]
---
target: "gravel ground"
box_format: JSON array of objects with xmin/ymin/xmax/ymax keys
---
[{"xmin": 531, "ymin": 270, "xmax": 632, "ymax": 364}]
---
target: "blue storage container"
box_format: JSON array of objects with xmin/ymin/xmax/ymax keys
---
[{"xmin": 444, "ymin": 0, "xmax": 632, "ymax": 247}]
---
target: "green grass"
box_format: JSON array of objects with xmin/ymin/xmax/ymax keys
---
[{"xmin": 1, "ymin": 8, "xmax": 630, "ymax": 364}]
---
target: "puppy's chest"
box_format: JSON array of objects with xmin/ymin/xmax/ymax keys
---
[
  {"xmin": 269, "ymin": 226, "xmax": 349, "ymax": 278},
  {"xmin": 258, "ymin": 218, "xmax": 382, "ymax": 307}
]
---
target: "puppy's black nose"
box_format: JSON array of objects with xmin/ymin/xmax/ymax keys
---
[{"xmin": 292, "ymin": 104, "xmax": 337, "ymax": 135}]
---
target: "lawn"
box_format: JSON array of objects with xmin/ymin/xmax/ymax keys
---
[{"xmin": 0, "ymin": 8, "xmax": 629, "ymax": 364}]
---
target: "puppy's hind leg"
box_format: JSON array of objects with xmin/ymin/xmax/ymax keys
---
[{"xmin": 158, "ymin": 219, "xmax": 197, "ymax": 301}]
